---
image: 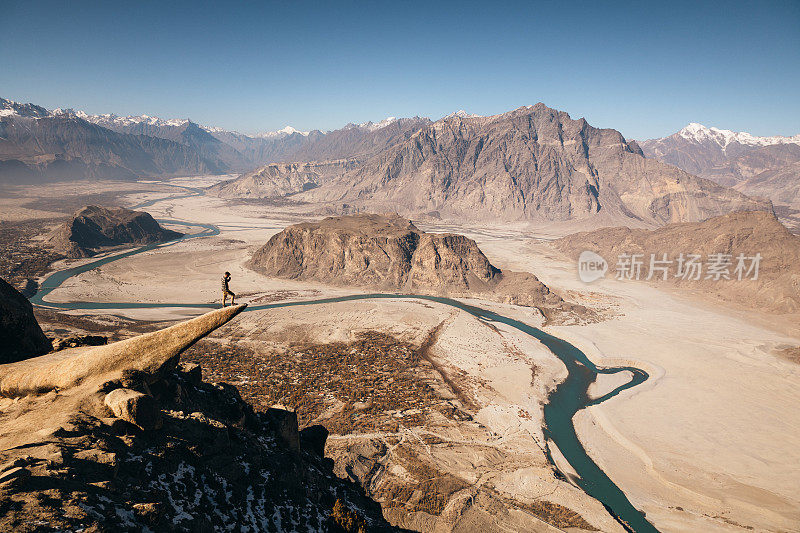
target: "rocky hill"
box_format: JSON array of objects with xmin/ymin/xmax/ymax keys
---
[
  {"xmin": 640, "ymin": 124, "xmax": 800, "ymax": 212},
  {"xmin": 209, "ymin": 160, "xmax": 358, "ymax": 199},
  {"xmin": 220, "ymin": 104, "xmax": 768, "ymax": 225},
  {"xmin": 555, "ymin": 210, "xmax": 800, "ymax": 313},
  {"xmin": 0, "ymin": 305, "xmax": 402, "ymax": 532},
  {"xmin": 282, "ymin": 117, "xmax": 432, "ymax": 163},
  {"xmin": 248, "ymin": 214, "xmax": 578, "ymax": 317},
  {"xmin": 47, "ymin": 205, "xmax": 183, "ymax": 257},
  {"xmin": 0, "ymin": 277, "xmax": 50, "ymax": 364}
]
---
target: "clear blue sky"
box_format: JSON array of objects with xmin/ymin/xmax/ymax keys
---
[{"xmin": 2, "ymin": 0, "xmax": 798, "ymax": 140}]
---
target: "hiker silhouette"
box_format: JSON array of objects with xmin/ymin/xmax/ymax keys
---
[{"xmin": 222, "ymin": 271, "xmax": 236, "ymax": 306}]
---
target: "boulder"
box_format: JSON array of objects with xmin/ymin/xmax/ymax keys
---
[
  {"xmin": 51, "ymin": 335, "xmax": 107, "ymax": 352},
  {"xmin": 265, "ymin": 407, "xmax": 300, "ymax": 452},
  {"xmin": 104, "ymin": 388, "xmax": 161, "ymax": 430},
  {"xmin": 299, "ymin": 425, "xmax": 329, "ymax": 458},
  {"xmin": 179, "ymin": 362, "xmax": 202, "ymax": 384}
]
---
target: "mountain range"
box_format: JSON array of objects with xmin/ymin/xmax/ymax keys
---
[
  {"xmin": 214, "ymin": 104, "xmax": 768, "ymax": 226},
  {"xmin": 3, "ymin": 96, "xmax": 790, "ymax": 228},
  {"xmin": 640, "ymin": 124, "xmax": 800, "ymax": 212},
  {"xmin": 0, "ymin": 97, "xmax": 430, "ymax": 183}
]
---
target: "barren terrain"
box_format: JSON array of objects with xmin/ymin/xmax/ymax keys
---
[{"xmin": 8, "ymin": 175, "xmax": 800, "ymax": 532}]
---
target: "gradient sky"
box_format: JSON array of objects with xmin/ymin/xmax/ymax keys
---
[{"xmin": 2, "ymin": 0, "xmax": 798, "ymax": 140}]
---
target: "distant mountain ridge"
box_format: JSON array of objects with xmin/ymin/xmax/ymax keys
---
[
  {"xmin": 0, "ymin": 97, "xmax": 777, "ymax": 228},
  {"xmin": 640, "ymin": 124, "xmax": 800, "ymax": 213},
  {"xmin": 217, "ymin": 103, "xmax": 769, "ymax": 226},
  {"xmin": 0, "ymin": 98, "xmax": 224, "ymax": 182},
  {"xmin": 0, "ymin": 97, "xmax": 432, "ymax": 182}
]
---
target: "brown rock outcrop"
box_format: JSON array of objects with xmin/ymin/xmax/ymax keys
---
[
  {"xmin": 46, "ymin": 205, "xmax": 183, "ymax": 257},
  {"xmin": 248, "ymin": 213, "xmax": 570, "ymax": 313},
  {"xmin": 103, "ymin": 388, "xmax": 161, "ymax": 430},
  {"xmin": 556, "ymin": 210, "xmax": 800, "ymax": 314},
  {"xmin": 0, "ymin": 304, "xmax": 246, "ymax": 397},
  {"xmin": 0, "ymin": 277, "xmax": 50, "ymax": 364},
  {"xmin": 0, "ymin": 304, "xmax": 401, "ymax": 531}
]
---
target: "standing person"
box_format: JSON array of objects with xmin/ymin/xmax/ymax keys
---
[{"xmin": 222, "ymin": 271, "xmax": 236, "ymax": 307}]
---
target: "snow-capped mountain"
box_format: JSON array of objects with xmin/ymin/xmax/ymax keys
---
[
  {"xmin": 0, "ymin": 96, "xmax": 434, "ymax": 182},
  {"xmin": 75, "ymin": 111, "xmax": 192, "ymax": 129},
  {"xmin": 0, "ymin": 98, "xmax": 224, "ymax": 182},
  {"xmin": 444, "ymin": 110, "xmax": 481, "ymax": 119},
  {"xmin": 640, "ymin": 123, "xmax": 800, "ymax": 211},
  {"xmin": 55, "ymin": 109, "xmax": 307, "ymax": 140},
  {"xmin": 5, "ymin": 96, "xmax": 417, "ymax": 144},
  {"xmin": 356, "ymin": 116, "xmax": 397, "ymax": 132},
  {"xmin": 254, "ymin": 125, "xmax": 310, "ymax": 139},
  {"xmin": 0, "ymin": 97, "xmax": 50, "ymax": 119},
  {"xmin": 677, "ymin": 123, "xmax": 800, "ymax": 149}
]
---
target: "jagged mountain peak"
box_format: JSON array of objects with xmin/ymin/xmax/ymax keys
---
[
  {"xmin": 357, "ymin": 116, "xmax": 398, "ymax": 131},
  {"xmin": 80, "ymin": 111, "xmax": 193, "ymax": 129},
  {"xmin": 443, "ymin": 109, "xmax": 481, "ymax": 119},
  {"xmin": 0, "ymin": 97, "xmax": 51, "ymax": 119},
  {"xmin": 675, "ymin": 122, "xmax": 800, "ymax": 148},
  {"xmin": 254, "ymin": 125, "xmax": 310, "ymax": 139},
  {"xmin": 271, "ymin": 101, "xmax": 767, "ymax": 225}
]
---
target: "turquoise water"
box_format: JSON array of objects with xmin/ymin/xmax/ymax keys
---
[{"xmin": 30, "ymin": 186, "xmax": 658, "ymax": 532}]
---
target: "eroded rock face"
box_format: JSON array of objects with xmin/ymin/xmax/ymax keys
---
[
  {"xmin": 249, "ymin": 213, "xmax": 423, "ymax": 287},
  {"xmin": 103, "ymin": 388, "xmax": 161, "ymax": 430},
  {"xmin": 0, "ymin": 362, "xmax": 397, "ymax": 531},
  {"xmin": 0, "ymin": 305, "xmax": 399, "ymax": 531},
  {"xmin": 209, "ymin": 160, "xmax": 355, "ymax": 199},
  {"xmin": 248, "ymin": 214, "xmax": 567, "ymax": 312},
  {"xmin": 247, "ymin": 214, "xmax": 581, "ymax": 321},
  {"xmin": 46, "ymin": 205, "xmax": 183, "ymax": 257},
  {"xmin": 0, "ymin": 277, "xmax": 50, "ymax": 364},
  {"xmin": 556, "ymin": 210, "xmax": 800, "ymax": 313},
  {"xmin": 216, "ymin": 103, "xmax": 768, "ymax": 225}
]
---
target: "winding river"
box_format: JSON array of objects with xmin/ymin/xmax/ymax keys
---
[{"xmin": 30, "ymin": 186, "xmax": 658, "ymax": 532}]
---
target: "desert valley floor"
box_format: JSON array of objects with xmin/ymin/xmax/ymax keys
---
[{"xmin": 4, "ymin": 175, "xmax": 800, "ymax": 533}]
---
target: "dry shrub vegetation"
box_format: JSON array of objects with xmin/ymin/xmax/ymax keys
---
[
  {"xmin": 0, "ymin": 219, "xmax": 63, "ymax": 287},
  {"xmin": 183, "ymin": 331, "xmax": 462, "ymax": 432},
  {"xmin": 181, "ymin": 331, "xmax": 598, "ymax": 530}
]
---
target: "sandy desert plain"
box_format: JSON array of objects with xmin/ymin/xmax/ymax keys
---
[{"xmin": 4, "ymin": 174, "xmax": 800, "ymax": 533}]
